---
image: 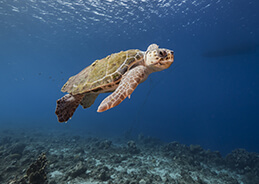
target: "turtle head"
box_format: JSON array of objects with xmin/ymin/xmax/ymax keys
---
[{"xmin": 144, "ymin": 44, "xmax": 174, "ymax": 72}]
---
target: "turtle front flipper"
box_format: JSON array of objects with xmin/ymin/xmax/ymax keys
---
[
  {"xmin": 97, "ymin": 65, "xmax": 147, "ymax": 112},
  {"xmin": 55, "ymin": 94, "xmax": 84, "ymax": 122}
]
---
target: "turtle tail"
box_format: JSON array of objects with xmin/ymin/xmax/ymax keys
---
[{"xmin": 55, "ymin": 94, "xmax": 84, "ymax": 123}]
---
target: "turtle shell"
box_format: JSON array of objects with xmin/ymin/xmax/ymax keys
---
[{"xmin": 61, "ymin": 49, "xmax": 144, "ymax": 95}]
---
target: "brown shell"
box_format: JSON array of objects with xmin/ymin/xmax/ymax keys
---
[{"xmin": 61, "ymin": 49, "xmax": 144, "ymax": 95}]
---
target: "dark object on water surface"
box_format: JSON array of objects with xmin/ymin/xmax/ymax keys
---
[{"xmin": 202, "ymin": 43, "xmax": 258, "ymax": 58}]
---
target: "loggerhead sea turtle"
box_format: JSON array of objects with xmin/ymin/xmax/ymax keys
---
[{"xmin": 55, "ymin": 44, "xmax": 174, "ymax": 122}]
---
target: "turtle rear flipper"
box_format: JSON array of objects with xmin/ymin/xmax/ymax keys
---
[
  {"xmin": 80, "ymin": 93, "xmax": 99, "ymax": 109},
  {"xmin": 55, "ymin": 94, "xmax": 84, "ymax": 122}
]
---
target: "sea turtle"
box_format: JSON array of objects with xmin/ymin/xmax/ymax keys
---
[{"xmin": 55, "ymin": 44, "xmax": 174, "ymax": 122}]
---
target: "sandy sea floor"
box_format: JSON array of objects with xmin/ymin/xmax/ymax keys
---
[{"xmin": 0, "ymin": 128, "xmax": 258, "ymax": 184}]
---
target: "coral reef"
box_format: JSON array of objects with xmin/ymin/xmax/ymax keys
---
[
  {"xmin": 8, "ymin": 153, "xmax": 48, "ymax": 184},
  {"xmin": 0, "ymin": 130, "xmax": 259, "ymax": 184},
  {"xmin": 127, "ymin": 140, "xmax": 140, "ymax": 154},
  {"xmin": 26, "ymin": 153, "xmax": 48, "ymax": 184}
]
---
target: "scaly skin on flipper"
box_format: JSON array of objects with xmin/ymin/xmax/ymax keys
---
[
  {"xmin": 55, "ymin": 94, "xmax": 84, "ymax": 122},
  {"xmin": 97, "ymin": 65, "xmax": 147, "ymax": 112}
]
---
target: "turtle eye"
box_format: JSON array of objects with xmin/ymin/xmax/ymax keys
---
[
  {"xmin": 158, "ymin": 50, "xmax": 167, "ymax": 57},
  {"xmin": 159, "ymin": 51, "xmax": 163, "ymax": 56}
]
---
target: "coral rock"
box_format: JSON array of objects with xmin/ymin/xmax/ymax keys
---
[
  {"xmin": 26, "ymin": 153, "xmax": 48, "ymax": 184},
  {"xmin": 127, "ymin": 141, "xmax": 140, "ymax": 154},
  {"xmin": 68, "ymin": 161, "xmax": 87, "ymax": 178}
]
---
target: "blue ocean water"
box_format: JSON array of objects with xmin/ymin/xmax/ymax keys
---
[{"xmin": 0, "ymin": 0, "xmax": 258, "ymax": 156}]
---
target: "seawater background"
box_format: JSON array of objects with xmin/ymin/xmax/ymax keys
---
[{"xmin": 0, "ymin": 0, "xmax": 258, "ymax": 155}]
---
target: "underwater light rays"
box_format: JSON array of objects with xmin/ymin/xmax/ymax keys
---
[{"xmin": 0, "ymin": 0, "xmax": 224, "ymax": 39}]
